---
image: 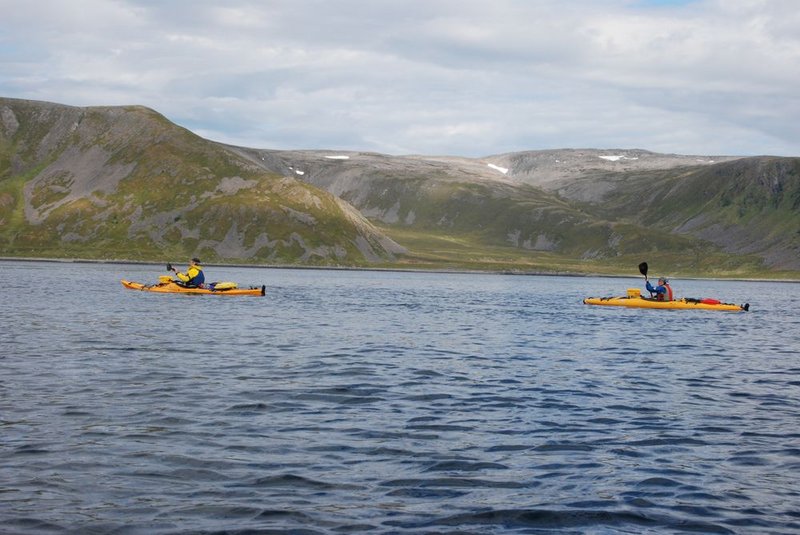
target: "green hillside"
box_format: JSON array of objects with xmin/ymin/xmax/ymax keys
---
[
  {"xmin": 571, "ymin": 158, "xmax": 800, "ymax": 273},
  {"xmin": 0, "ymin": 98, "xmax": 403, "ymax": 265},
  {"xmin": 2, "ymin": 97, "xmax": 797, "ymax": 278},
  {"xmin": 240, "ymin": 149, "xmax": 793, "ymax": 277}
]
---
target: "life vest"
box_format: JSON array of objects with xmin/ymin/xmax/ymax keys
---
[
  {"xmin": 177, "ymin": 265, "xmax": 205, "ymax": 286},
  {"xmin": 657, "ymin": 283, "xmax": 674, "ymax": 301},
  {"xmin": 188, "ymin": 266, "xmax": 205, "ymax": 286}
]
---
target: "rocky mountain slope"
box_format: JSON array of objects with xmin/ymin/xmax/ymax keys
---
[
  {"xmin": 0, "ymin": 97, "xmax": 404, "ymax": 265},
  {"xmin": 232, "ymin": 146, "xmax": 800, "ymax": 272},
  {"xmin": 574, "ymin": 156, "xmax": 800, "ymax": 270},
  {"xmin": 2, "ymin": 97, "xmax": 798, "ymax": 275}
]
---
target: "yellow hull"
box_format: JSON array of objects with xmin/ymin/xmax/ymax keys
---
[
  {"xmin": 121, "ymin": 280, "xmax": 265, "ymax": 296},
  {"xmin": 583, "ymin": 295, "xmax": 748, "ymax": 311}
]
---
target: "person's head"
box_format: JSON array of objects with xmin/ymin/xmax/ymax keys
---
[
  {"xmin": 658, "ymin": 277, "xmax": 668, "ymax": 285},
  {"xmin": 191, "ymin": 257, "xmax": 201, "ymax": 266}
]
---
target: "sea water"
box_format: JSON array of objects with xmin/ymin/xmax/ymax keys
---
[{"xmin": 1, "ymin": 260, "xmax": 799, "ymax": 534}]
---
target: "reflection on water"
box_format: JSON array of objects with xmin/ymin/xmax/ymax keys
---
[{"xmin": 2, "ymin": 260, "xmax": 799, "ymax": 533}]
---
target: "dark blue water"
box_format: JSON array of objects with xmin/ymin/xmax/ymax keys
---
[{"xmin": 2, "ymin": 260, "xmax": 799, "ymax": 534}]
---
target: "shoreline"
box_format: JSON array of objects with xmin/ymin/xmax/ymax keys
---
[{"xmin": 2, "ymin": 256, "xmax": 798, "ymax": 283}]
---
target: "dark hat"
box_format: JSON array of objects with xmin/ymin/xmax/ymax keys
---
[{"xmin": 191, "ymin": 257, "xmax": 201, "ymax": 264}]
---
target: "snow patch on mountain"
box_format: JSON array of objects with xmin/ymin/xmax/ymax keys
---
[
  {"xmin": 599, "ymin": 155, "xmax": 639, "ymax": 162},
  {"xmin": 487, "ymin": 163, "xmax": 509, "ymax": 174}
]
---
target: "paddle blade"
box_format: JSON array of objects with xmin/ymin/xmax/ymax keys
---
[
  {"xmin": 166, "ymin": 263, "xmax": 172, "ymax": 272},
  {"xmin": 638, "ymin": 262, "xmax": 648, "ymax": 277}
]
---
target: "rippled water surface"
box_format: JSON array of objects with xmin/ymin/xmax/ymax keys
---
[{"xmin": 2, "ymin": 260, "xmax": 799, "ymax": 534}]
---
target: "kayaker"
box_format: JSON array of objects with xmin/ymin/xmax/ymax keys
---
[
  {"xmin": 171, "ymin": 258, "xmax": 205, "ymax": 287},
  {"xmin": 646, "ymin": 276, "xmax": 673, "ymax": 301}
]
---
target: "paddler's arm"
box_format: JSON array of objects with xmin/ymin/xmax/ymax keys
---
[{"xmin": 645, "ymin": 280, "xmax": 662, "ymax": 297}]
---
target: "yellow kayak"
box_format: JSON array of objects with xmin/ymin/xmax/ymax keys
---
[
  {"xmin": 584, "ymin": 289, "xmax": 748, "ymax": 311},
  {"xmin": 121, "ymin": 279, "xmax": 265, "ymax": 296}
]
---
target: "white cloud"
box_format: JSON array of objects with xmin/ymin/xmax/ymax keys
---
[{"xmin": 1, "ymin": 0, "xmax": 798, "ymax": 157}]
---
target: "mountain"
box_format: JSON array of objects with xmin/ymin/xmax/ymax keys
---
[
  {"xmin": 2, "ymin": 97, "xmax": 798, "ymax": 276},
  {"xmin": 564, "ymin": 156, "xmax": 800, "ymax": 271},
  {"xmin": 230, "ymin": 147, "xmax": 800, "ymax": 274},
  {"xmin": 0, "ymin": 97, "xmax": 404, "ymax": 265}
]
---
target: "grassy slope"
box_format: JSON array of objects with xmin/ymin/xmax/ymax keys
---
[
  {"xmin": 242, "ymin": 148, "xmax": 799, "ymax": 277},
  {"xmin": 0, "ymin": 99, "xmax": 398, "ymax": 265},
  {"xmin": 1, "ymin": 98, "xmax": 797, "ymax": 278},
  {"xmin": 567, "ymin": 158, "xmax": 800, "ymax": 275},
  {"xmin": 335, "ymin": 172, "xmax": 772, "ymax": 277}
]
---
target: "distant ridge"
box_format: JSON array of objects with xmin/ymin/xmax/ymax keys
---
[{"xmin": 231, "ymin": 146, "xmax": 799, "ymax": 272}]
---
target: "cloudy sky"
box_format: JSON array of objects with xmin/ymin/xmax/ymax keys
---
[{"xmin": 1, "ymin": 0, "xmax": 798, "ymax": 157}]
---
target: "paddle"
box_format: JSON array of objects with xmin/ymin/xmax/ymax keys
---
[
  {"xmin": 639, "ymin": 262, "xmax": 652, "ymax": 297},
  {"xmin": 638, "ymin": 261, "xmax": 648, "ymax": 280},
  {"xmin": 162, "ymin": 262, "xmax": 178, "ymax": 285}
]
